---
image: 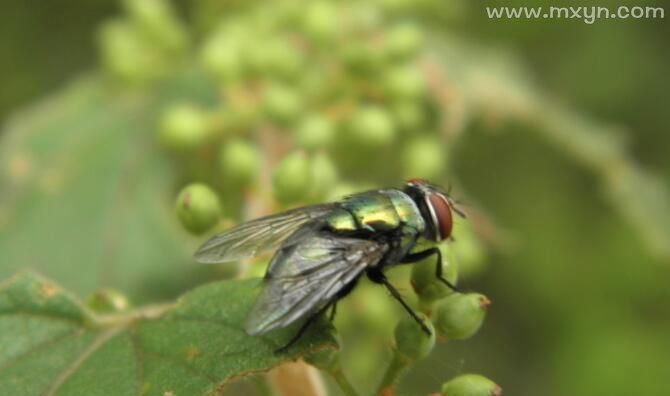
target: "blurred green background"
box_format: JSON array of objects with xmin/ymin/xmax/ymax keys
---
[{"xmin": 1, "ymin": 1, "xmax": 669, "ymax": 396}]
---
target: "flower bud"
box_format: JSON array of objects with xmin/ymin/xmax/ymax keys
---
[
  {"xmin": 272, "ymin": 151, "xmax": 311, "ymax": 204},
  {"xmin": 401, "ymin": 136, "xmax": 446, "ymax": 181},
  {"xmin": 265, "ymin": 40, "xmax": 305, "ymax": 79},
  {"xmin": 394, "ymin": 312, "xmax": 435, "ymax": 361},
  {"xmin": 441, "ymin": 374, "xmax": 502, "ymax": 396},
  {"xmin": 293, "ymin": 115, "xmax": 336, "ymax": 151},
  {"xmin": 433, "ymin": 293, "xmax": 490, "ymax": 340},
  {"xmin": 347, "ymin": 106, "xmax": 396, "ymax": 148},
  {"xmin": 85, "ymin": 289, "xmax": 130, "ymax": 314},
  {"xmin": 158, "ymin": 104, "xmax": 210, "ymax": 150},
  {"xmin": 218, "ymin": 139, "xmax": 260, "ymax": 185},
  {"xmin": 98, "ymin": 19, "xmax": 157, "ymax": 83},
  {"xmin": 384, "ymin": 23, "xmax": 423, "ymax": 60},
  {"xmin": 302, "ymin": 1, "xmax": 339, "ymax": 44},
  {"xmin": 175, "ymin": 183, "xmax": 221, "ymax": 234},
  {"xmin": 244, "ymin": 40, "xmax": 275, "ymax": 75},
  {"xmin": 264, "ymin": 84, "xmax": 303, "ymax": 125},
  {"xmin": 383, "ymin": 66, "xmax": 426, "ymax": 101},
  {"xmin": 200, "ymin": 37, "xmax": 242, "ymax": 83},
  {"xmin": 341, "ymin": 41, "xmax": 386, "ymax": 74},
  {"xmin": 391, "ymin": 101, "xmax": 427, "ymax": 132},
  {"xmin": 309, "ymin": 153, "xmax": 338, "ymax": 200},
  {"xmin": 411, "ymin": 244, "xmax": 458, "ymax": 305},
  {"xmin": 123, "ymin": 0, "xmax": 187, "ymax": 52}
]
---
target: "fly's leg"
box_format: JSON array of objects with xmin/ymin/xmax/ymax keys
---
[
  {"xmin": 401, "ymin": 248, "xmax": 460, "ymax": 293},
  {"xmin": 368, "ymin": 269, "xmax": 431, "ymax": 336},
  {"xmin": 329, "ymin": 302, "xmax": 337, "ymax": 321},
  {"xmin": 275, "ymin": 303, "xmax": 332, "ymax": 354}
]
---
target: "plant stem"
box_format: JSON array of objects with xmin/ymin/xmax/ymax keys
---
[
  {"xmin": 330, "ymin": 368, "xmax": 360, "ymax": 396},
  {"xmin": 375, "ymin": 352, "xmax": 410, "ymax": 396}
]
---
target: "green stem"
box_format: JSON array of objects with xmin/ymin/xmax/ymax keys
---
[
  {"xmin": 331, "ymin": 368, "xmax": 360, "ymax": 396},
  {"xmin": 375, "ymin": 352, "xmax": 411, "ymax": 396}
]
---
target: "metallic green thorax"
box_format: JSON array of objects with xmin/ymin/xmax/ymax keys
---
[{"xmin": 325, "ymin": 189, "xmax": 426, "ymax": 241}]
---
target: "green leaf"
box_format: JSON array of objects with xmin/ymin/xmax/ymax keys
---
[
  {"xmin": 0, "ymin": 272, "xmax": 337, "ymax": 396},
  {"xmin": 0, "ymin": 73, "xmax": 216, "ymax": 302}
]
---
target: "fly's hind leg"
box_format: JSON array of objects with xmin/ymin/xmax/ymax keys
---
[
  {"xmin": 328, "ymin": 302, "xmax": 337, "ymax": 321},
  {"xmin": 275, "ymin": 302, "xmax": 333, "ymax": 354}
]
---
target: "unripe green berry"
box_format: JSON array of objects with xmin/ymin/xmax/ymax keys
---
[
  {"xmin": 433, "ymin": 293, "xmax": 490, "ymax": 340},
  {"xmin": 394, "ymin": 312, "xmax": 435, "ymax": 360},
  {"xmin": 123, "ymin": 0, "xmax": 187, "ymax": 52},
  {"xmin": 411, "ymin": 244, "xmax": 458, "ymax": 305},
  {"xmin": 302, "ymin": 1, "xmax": 339, "ymax": 43},
  {"xmin": 384, "ymin": 23, "xmax": 423, "ymax": 60},
  {"xmin": 98, "ymin": 19, "xmax": 157, "ymax": 83},
  {"xmin": 218, "ymin": 139, "xmax": 260, "ymax": 185},
  {"xmin": 341, "ymin": 41, "xmax": 386, "ymax": 74},
  {"xmin": 383, "ymin": 66, "xmax": 426, "ymax": 100},
  {"xmin": 265, "ymin": 40, "xmax": 304, "ymax": 79},
  {"xmin": 347, "ymin": 3, "xmax": 383, "ymax": 34},
  {"xmin": 309, "ymin": 153, "xmax": 338, "ymax": 200},
  {"xmin": 391, "ymin": 101, "xmax": 427, "ymax": 132},
  {"xmin": 401, "ymin": 136, "xmax": 445, "ymax": 180},
  {"xmin": 200, "ymin": 38, "xmax": 242, "ymax": 83},
  {"xmin": 347, "ymin": 106, "xmax": 396, "ymax": 148},
  {"xmin": 159, "ymin": 105, "xmax": 210, "ymax": 150},
  {"xmin": 294, "ymin": 115, "xmax": 336, "ymax": 151},
  {"xmin": 272, "ymin": 151, "xmax": 311, "ymax": 204},
  {"xmin": 175, "ymin": 183, "xmax": 221, "ymax": 234},
  {"xmin": 85, "ymin": 288, "xmax": 130, "ymax": 314},
  {"xmin": 244, "ymin": 39, "xmax": 275, "ymax": 75},
  {"xmin": 264, "ymin": 84, "xmax": 303, "ymax": 125},
  {"xmin": 441, "ymin": 374, "xmax": 502, "ymax": 396}
]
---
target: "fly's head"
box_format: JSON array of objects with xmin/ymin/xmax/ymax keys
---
[{"xmin": 403, "ymin": 178, "xmax": 466, "ymax": 242}]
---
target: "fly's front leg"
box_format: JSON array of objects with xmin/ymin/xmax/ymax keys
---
[
  {"xmin": 401, "ymin": 247, "xmax": 460, "ymax": 293},
  {"xmin": 367, "ymin": 269, "xmax": 431, "ymax": 336}
]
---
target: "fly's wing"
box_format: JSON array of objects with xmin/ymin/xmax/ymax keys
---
[
  {"xmin": 245, "ymin": 229, "xmax": 388, "ymax": 335},
  {"xmin": 194, "ymin": 204, "xmax": 336, "ymax": 263}
]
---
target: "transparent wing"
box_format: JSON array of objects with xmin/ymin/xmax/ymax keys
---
[
  {"xmin": 194, "ymin": 204, "xmax": 336, "ymax": 263},
  {"xmin": 245, "ymin": 229, "xmax": 388, "ymax": 335}
]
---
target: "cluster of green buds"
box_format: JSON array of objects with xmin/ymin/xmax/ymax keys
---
[
  {"xmin": 97, "ymin": 0, "xmax": 457, "ymax": 235},
  {"xmin": 371, "ymin": 234, "xmax": 493, "ymax": 394},
  {"xmin": 97, "ymin": 0, "xmax": 495, "ymax": 393},
  {"xmin": 98, "ymin": 0, "xmax": 188, "ymax": 84},
  {"xmin": 410, "ymin": 236, "xmax": 489, "ymax": 339}
]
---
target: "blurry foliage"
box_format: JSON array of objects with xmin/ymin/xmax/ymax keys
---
[{"xmin": 0, "ymin": 0, "xmax": 669, "ymax": 395}]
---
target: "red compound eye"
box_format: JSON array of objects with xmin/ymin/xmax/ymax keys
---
[{"xmin": 427, "ymin": 193, "xmax": 453, "ymax": 241}]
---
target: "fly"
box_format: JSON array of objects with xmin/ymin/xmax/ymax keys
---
[{"xmin": 194, "ymin": 178, "xmax": 465, "ymax": 352}]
